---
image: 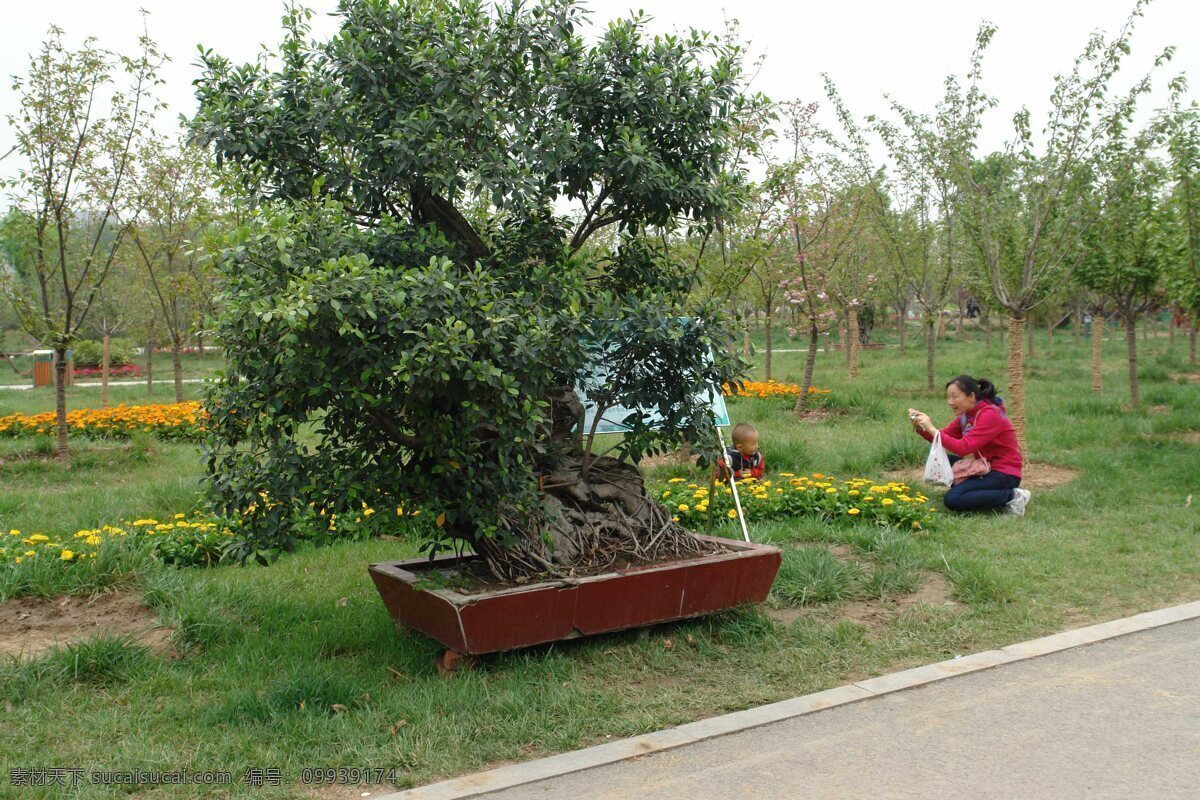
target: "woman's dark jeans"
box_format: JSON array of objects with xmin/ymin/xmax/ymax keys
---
[{"xmin": 943, "ymin": 455, "xmax": 1021, "ymax": 512}]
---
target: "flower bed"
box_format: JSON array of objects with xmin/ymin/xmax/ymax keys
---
[
  {"xmin": 74, "ymin": 364, "xmax": 143, "ymax": 378},
  {"xmin": 2, "ymin": 514, "xmax": 229, "ymax": 567},
  {"xmin": 2, "ymin": 501, "xmax": 431, "ymax": 570},
  {"xmin": 725, "ymin": 380, "xmax": 830, "ymax": 399},
  {"xmin": 0, "ymin": 402, "xmax": 207, "ymax": 441},
  {"xmin": 660, "ymin": 472, "xmax": 934, "ymax": 530}
]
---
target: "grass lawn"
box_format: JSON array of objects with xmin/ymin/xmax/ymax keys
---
[{"xmin": 1, "ymin": 332, "xmax": 1198, "ymax": 799}]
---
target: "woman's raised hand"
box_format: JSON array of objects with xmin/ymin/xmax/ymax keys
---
[{"xmin": 909, "ymin": 410, "xmax": 933, "ymax": 432}]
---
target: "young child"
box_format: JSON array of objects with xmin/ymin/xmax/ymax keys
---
[{"xmin": 717, "ymin": 422, "xmax": 766, "ymax": 481}]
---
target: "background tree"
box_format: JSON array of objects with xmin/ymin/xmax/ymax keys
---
[
  {"xmin": 193, "ymin": 0, "xmax": 755, "ymax": 578},
  {"xmin": 130, "ymin": 131, "xmax": 217, "ymax": 401},
  {"xmin": 943, "ymin": 9, "xmax": 1168, "ymax": 454},
  {"xmin": 1164, "ymin": 97, "xmax": 1200, "ymax": 365},
  {"xmin": 1076, "ymin": 136, "xmax": 1167, "ymax": 406},
  {"xmin": 770, "ymin": 102, "xmax": 855, "ymax": 410},
  {"xmin": 3, "ymin": 24, "xmax": 162, "ymax": 456},
  {"xmin": 828, "ymin": 78, "xmax": 962, "ymax": 391}
]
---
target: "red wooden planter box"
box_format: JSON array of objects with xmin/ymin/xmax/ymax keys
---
[{"xmin": 368, "ymin": 535, "xmax": 782, "ymax": 655}]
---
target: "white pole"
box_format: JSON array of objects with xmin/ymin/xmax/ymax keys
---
[{"xmin": 716, "ymin": 427, "xmax": 751, "ymax": 542}]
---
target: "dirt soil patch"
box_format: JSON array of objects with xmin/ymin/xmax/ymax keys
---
[
  {"xmin": 639, "ymin": 450, "xmax": 698, "ymax": 470},
  {"xmin": 885, "ymin": 462, "xmax": 1080, "ymax": 491},
  {"xmin": 0, "ymin": 591, "xmax": 174, "ymax": 661},
  {"xmin": 796, "ymin": 408, "xmax": 832, "ymax": 423},
  {"xmin": 1171, "ymin": 373, "xmax": 1200, "ymax": 384},
  {"xmin": 838, "ymin": 572, "xmax": 960, "ymax": 633},
  {"xmin": 1174, "ymin": 432, "xmax": 1200, "ymax": 444},
  {"xmin": 763, "ymin": 606, "xmax": 817, "ymax": 626}
]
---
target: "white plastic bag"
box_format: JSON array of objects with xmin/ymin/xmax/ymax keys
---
[{"xmin": 923, "ymin": 432, "xmax": 953, "ymax": 487}]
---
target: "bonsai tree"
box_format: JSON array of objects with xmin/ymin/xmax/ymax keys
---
[{"xmin": 192, "ymin": 0, "xmax": 754, "ymax": 579}]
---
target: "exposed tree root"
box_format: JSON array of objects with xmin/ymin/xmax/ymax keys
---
[{"xmin": 473, "ymin": 454, "xmax": 715, "ymax": 584}]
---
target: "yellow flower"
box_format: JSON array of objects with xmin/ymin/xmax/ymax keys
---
[
  {"xmin": 779, "ymin": 472, "xmax": 795, "ymax": 477},
  {"xmin": 727, "ymin": 509, "xmax": 738, "ymax": 519},
  {"xmin": 60, "ymin": 550, "xmax": 74, "ymax": 561},
  {"xmin": 825, "ymin": 488, "xmax": 838, "ymax": 494},
  {"xmin": 678, "ymin": 504, "xmax": 690, "ymax": 512},
  {"xmin": 912, "ymin": 522, "xmax": 921, "ymax": 529},
  {"xmin": 848, "ymin": 490, "xmax": 860, "ymax": 496},
  {"xmin": 668, "ymin": 478, "xmax": 685, "ymax": 484},
  {"xmin": 881, "ymin": 498, "xmax": 895, "ymax": 506},
  {"xmin": 812, "ymin": 473, "xmax": 825, "ymax": 479},
  {"xmin": 848, "ymin": 508, "xmax": 861, "ymax": 516},
  {"xmin": 28, "ymin": 534, "xmax": 50, "ymax": 542}
]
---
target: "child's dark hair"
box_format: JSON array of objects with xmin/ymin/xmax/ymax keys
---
[
  {"xmin": 945, "ymin": 375, "xmax": 998, "ymax": 403},
  {"xmin": 731, "ymin": 422, "xmax": 758, "ymax": 445}
]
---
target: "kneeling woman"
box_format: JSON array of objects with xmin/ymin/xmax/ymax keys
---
[{"xmin": 909, "ymin": 376, "xmax": 1031, "ymax": 515}]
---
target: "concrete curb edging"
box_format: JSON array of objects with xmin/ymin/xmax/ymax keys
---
[{"xmin": 376, "ymin": 599, "xmax": 1200, "ymax": 800}]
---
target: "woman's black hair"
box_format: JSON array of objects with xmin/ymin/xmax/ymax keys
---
[{"xmin": 945, "ymin": 375, "xmax": 997, "ymax": 403}]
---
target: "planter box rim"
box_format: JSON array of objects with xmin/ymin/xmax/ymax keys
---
[{"xmin": 368, "ymin": 535, "xmax": 780, "ymax": 606}]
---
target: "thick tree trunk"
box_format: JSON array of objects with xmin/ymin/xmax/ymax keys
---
[
  {"xmin": 54, "ymin": 347, "xmax": 70, "ymax": 460},
  {"xmin": 172, "ymin": 337, "xmax": 185, "ymax": 403},
  {"xmin": 1092, "ymin": 314, "xmax": 1103, "ymax": 394},
  {"xmin": 794, "ymin": 326, "xmax": 820, "ymax": 414},
  {"xmin": 764, "ymin": 310, "xmax": 773, "ymax": 381},
  {"xmin": 1026, "ymin": 315, "xmax": 1035, "ymax": 359},
  {"xmin": 1007, "ymin": 315, "xmax": 1027, "ymax": 459},
  {"xmin": 924, "ymin": 314, "xmax": 937, "ymax": 391},
  {"xmin": 1125, "ymin": 312, "xmax": 1140, "ymax": 407},
  {"xmin": 101, "ymin": 334, "xmax": 111, "ymax": 409},
  {"xmin": 848, "ymin": 307, "xmax": 860, "ymax": 379}
]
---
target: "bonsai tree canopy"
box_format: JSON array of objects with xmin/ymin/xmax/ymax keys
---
[{"xmin": 192, "ymin": 0, "xmax": 756, "ymax": 579}]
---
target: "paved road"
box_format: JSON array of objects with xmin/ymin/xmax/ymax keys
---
[{"xmin": 481, "ymin": 618, "xmax": 1200, "ymax": 800}]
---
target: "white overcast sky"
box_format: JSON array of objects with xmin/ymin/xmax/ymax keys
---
[{"xmin": 1, "ymin": 0, "xmax": 1196, "ymax": 185}]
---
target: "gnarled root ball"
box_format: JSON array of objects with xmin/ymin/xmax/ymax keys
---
[{"xmin": 473, "ymin": 454, "xmax": 719, "ymax": 583}]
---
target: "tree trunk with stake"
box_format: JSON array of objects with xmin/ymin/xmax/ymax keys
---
[{"xmin": 1007, "ymin": 315, "xmax": 1028, "ymax": 458}]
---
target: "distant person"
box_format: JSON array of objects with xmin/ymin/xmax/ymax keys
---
[
  {"xmin": 909, "ymin": 375, "xmax": 1031, "ymax": 515},
  {"xmin": 717, "ymin": 422, "xmax": 766, "ymax": 482}
]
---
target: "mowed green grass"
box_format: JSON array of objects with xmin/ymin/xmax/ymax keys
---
[{"xmin": 0, "ymin": 329, "xmax": 1198, "ymax": 798}]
